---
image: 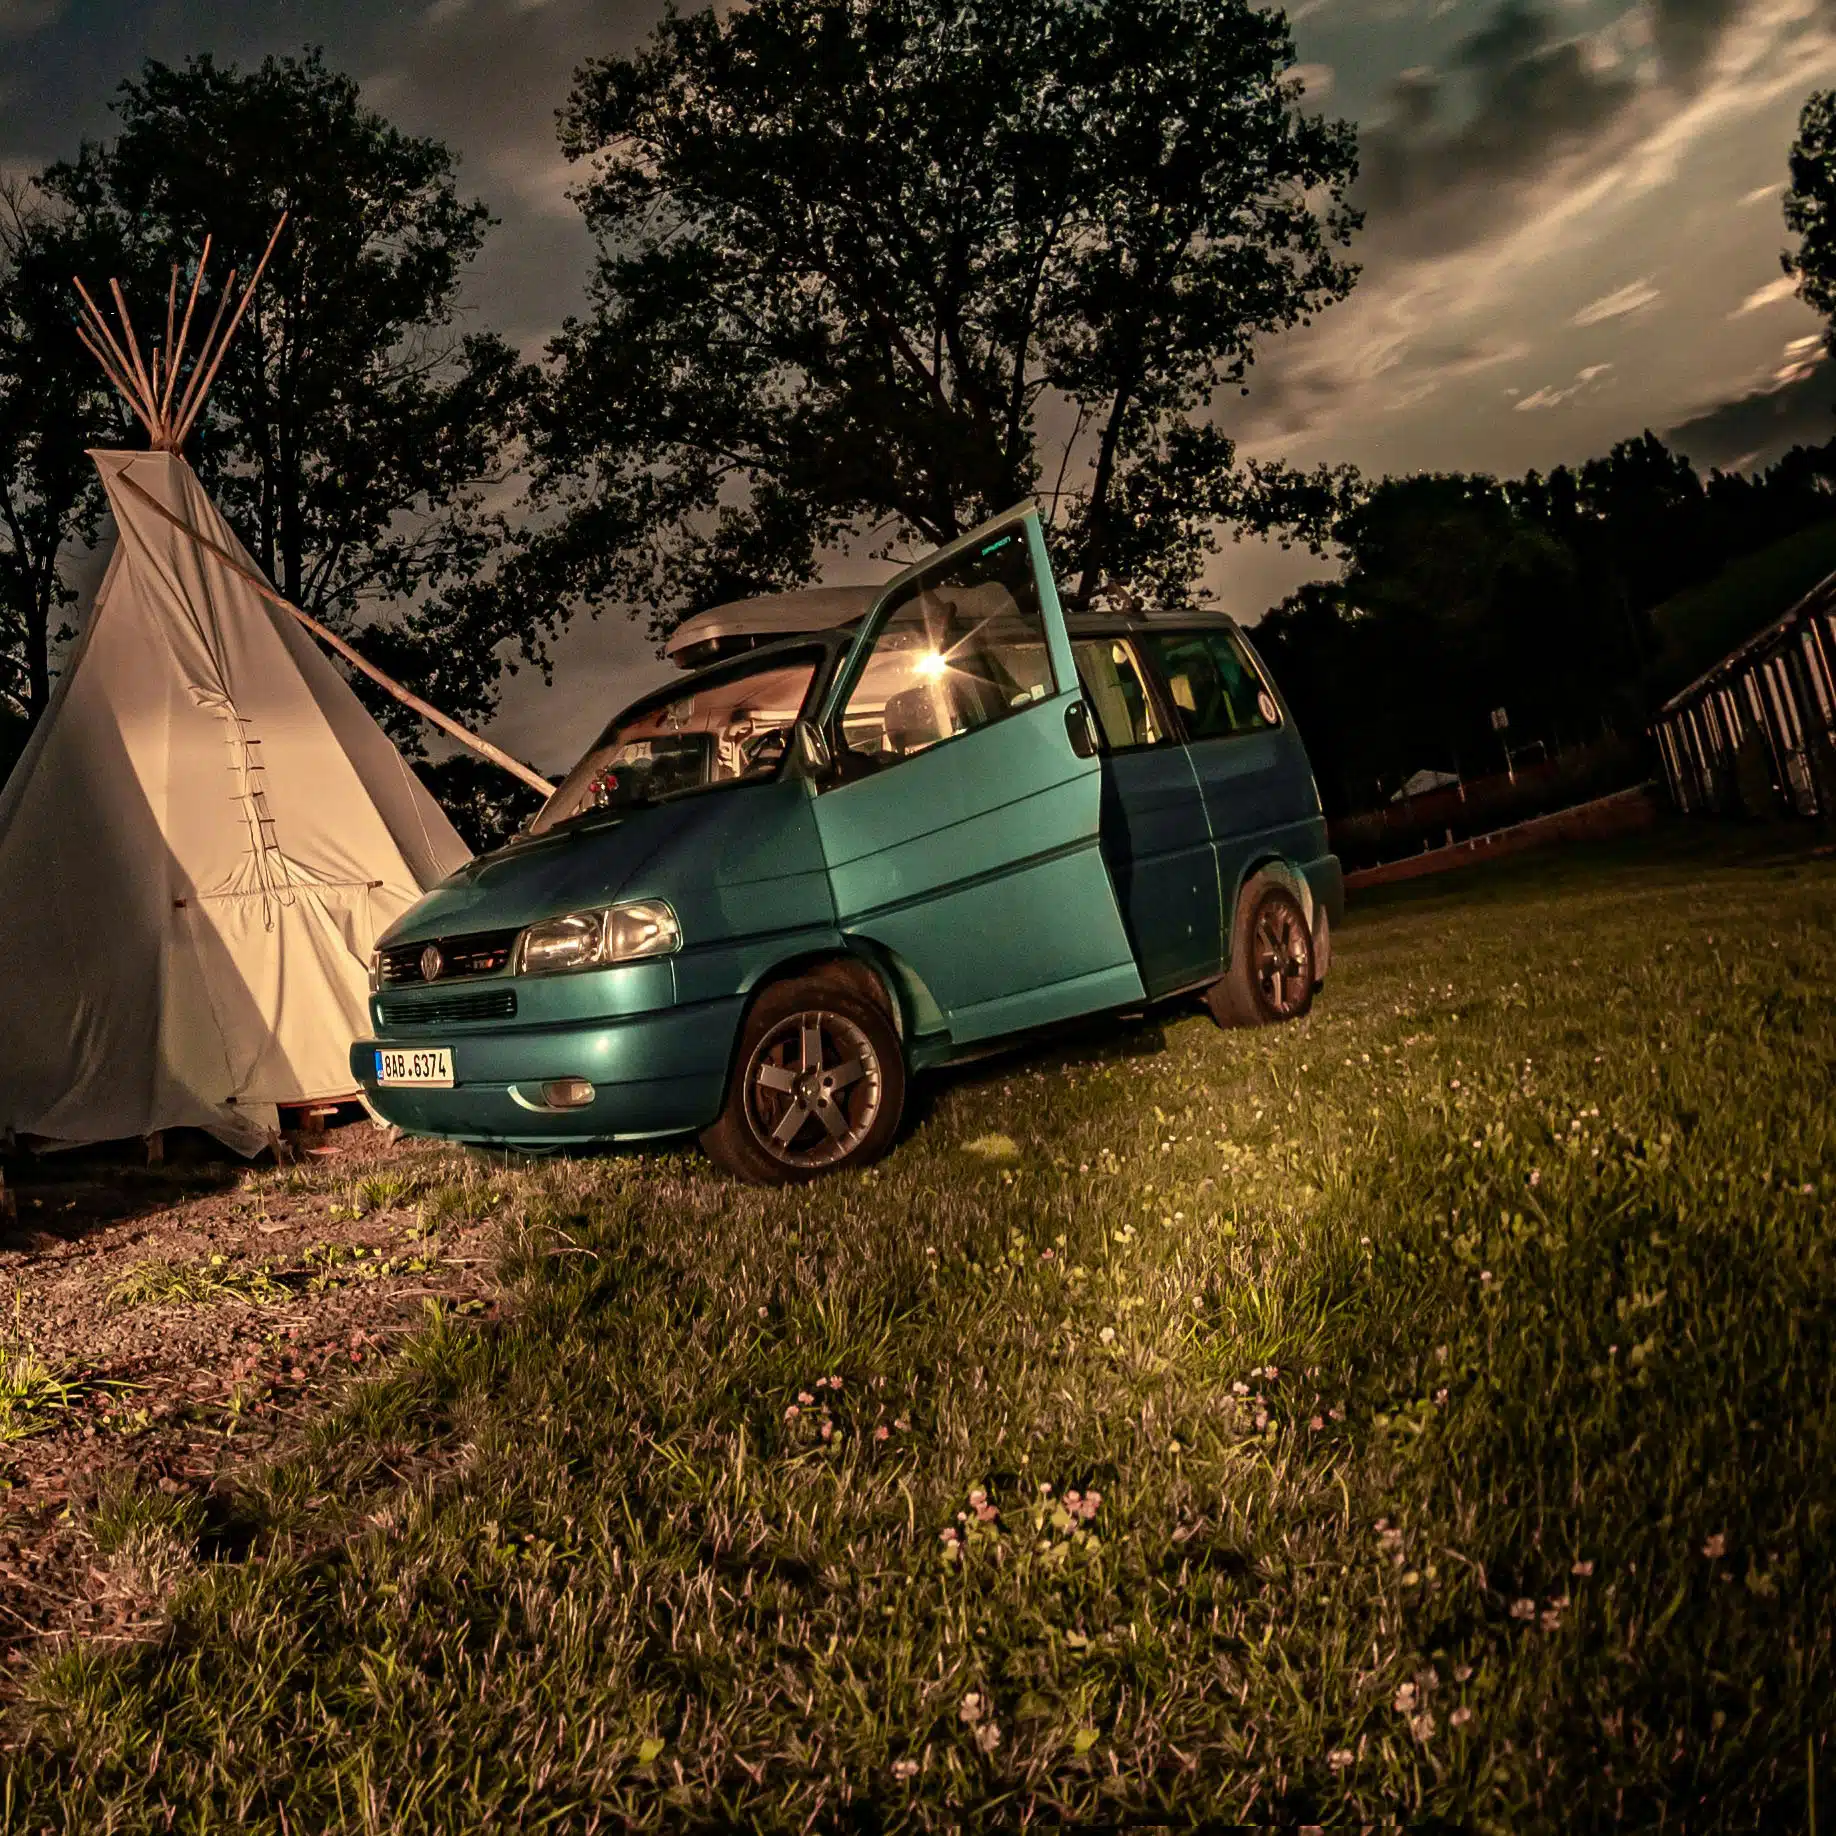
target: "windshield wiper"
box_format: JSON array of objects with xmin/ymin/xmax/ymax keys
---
[{"xmin": 525, "ymin": 799, "xmax": 656, "ymax": 840}]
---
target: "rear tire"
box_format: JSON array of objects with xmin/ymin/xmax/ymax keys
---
[
  {"xmin": 1206, "ymin": 872, "xmax": 1316, "ymax": 1029},
  {"xmin": 700, "ymin": 965, "xmax": 907, "ymax": 1185}
]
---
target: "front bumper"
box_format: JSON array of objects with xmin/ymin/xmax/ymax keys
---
[{"xmin": 351, "ymin": 993, "xmax": 744, "ymax": 1149}]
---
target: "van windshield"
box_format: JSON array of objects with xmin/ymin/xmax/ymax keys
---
[{"xmin": 528, "ymin": 653, "xmax": 821, "ymax": 836}]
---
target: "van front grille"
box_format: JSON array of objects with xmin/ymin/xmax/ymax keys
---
[
  {"xmin": 379, "ymin": 927, "xmax": 519, "ymax": 987},
  {"xmin": 378, "ymin": 989, "xmax": 517, "ymax": 1028}
]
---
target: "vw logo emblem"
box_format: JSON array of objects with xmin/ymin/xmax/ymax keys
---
[{"xmin": 420, "ymin": 944, "xmax": 445, "ymax": 983}]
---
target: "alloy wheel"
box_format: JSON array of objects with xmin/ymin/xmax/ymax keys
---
[
  {"xmin": 743, "ymin": 1009, "xmax": 885, "ymax": 1170},
  {"xmin": 1252, "ymin": 899, "xmax": 1312, "ymax": 1018}
]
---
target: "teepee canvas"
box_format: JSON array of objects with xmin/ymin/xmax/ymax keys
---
[{"xmin": 0, "ymin": 230, "xmax": 475, "ymax": 1153}]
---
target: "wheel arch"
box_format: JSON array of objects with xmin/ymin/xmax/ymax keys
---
[{"xmin": 732, "ymin": 944, "xmax": 903, "ymax": 1044}]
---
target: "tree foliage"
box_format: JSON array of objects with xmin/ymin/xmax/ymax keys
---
[
  {"xmin": 521, "ymin": 0, "xmax": 1362, "ymax": 636},
  {"xmin": 34, "ymin": 50, "xmax": 536, "ymax": 747},
  {"xmin": 1257, "ymin": 432, "xmax": 1836, "ymax": 814},
  {"xmin": 0, "ymin": 185, "xmax": 130, "ymax": 748},
  {"xmin": 1785, "ymin": 88, "xmax": 1836, "ymax": 342}
]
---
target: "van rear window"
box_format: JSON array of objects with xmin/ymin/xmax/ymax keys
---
[{"xmin": 1139, "ymin": 629, "xmax": 1279, "ymax": 740}]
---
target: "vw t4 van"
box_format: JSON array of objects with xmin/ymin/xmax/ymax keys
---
[{"xmin": 354, "ymin": 506, "xmax": 1341, "ymax": 1183}]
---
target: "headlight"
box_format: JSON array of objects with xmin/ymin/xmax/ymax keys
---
[
  {"xmin": 515, "ymin": 900, "xmax": 680, "ymax": 976},
  {"xmin": 368, "ymin": 949, "xmax": 382, "ymax": 993}
]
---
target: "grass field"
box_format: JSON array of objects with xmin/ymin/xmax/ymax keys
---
[{"xmin": 6, "ymin": 828, "xmax": 1835, "ymax": 1832}]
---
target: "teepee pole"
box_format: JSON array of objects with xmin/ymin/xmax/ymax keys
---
[
  {"xmin": 108, "ymin": 278, "xmax": 160, "ymax": 422},
  {"xmin": 113, "ymin": 470, "xmax": 556, "ymax": 799},
  {"xmin": 172, "ymin": 215, "xmax": 286, "ymax": 450},
  {"xmin": 74, "ymin": 326, "xmax": 159, "ymax": 441},
  {"xmin": 161, "ymin": 237, "xmax": 210, "ymax": 427},
  {"xmin": 167, "ymin": 275, "xmax": 235, "ymax": 444},
  {"xmin": 71, "ymin": 279, "xmax": 155, "ymax": 425},
  {"xmin": 157, "ymin": 265, "xmax": 177, "ymax": 407}
]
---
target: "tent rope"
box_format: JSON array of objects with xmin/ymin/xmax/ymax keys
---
[{"xmin": 114, "ymin": 471, "xmax": 556, "ymax": 798}]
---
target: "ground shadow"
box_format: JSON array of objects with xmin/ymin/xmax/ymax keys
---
[
  {"xmin": 1, "ymin": 1131, "xmax": 248, "ymax": 1253},
  {"xmin": 1345, "ymin": 815, "xmax": 1833, "ymax": 922},
  {"xmin": 900, "ymin": 999, "xmax": 1184, "ymax": 1139}
]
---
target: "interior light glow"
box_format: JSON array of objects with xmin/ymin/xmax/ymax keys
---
[{"xmin": 915, "ymin": 651, "xmax": 950, "ymax": 680}]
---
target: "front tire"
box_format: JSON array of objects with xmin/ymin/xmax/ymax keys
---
[
  {"xmin": 700, "ymin": 966, "xmax": 907, "ymax": 1184},
  {"xmin": 1206, "ymin": 872, "xmax": 1316, "ymax": 1029}
]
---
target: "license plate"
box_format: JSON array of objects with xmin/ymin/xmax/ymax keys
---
[{"xmin": 375, "ymin": 1047, "xmax": 454, "ymax": 1088}]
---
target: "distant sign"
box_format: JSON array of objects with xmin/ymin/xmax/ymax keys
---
[{"xmin": 1490, "ymin": 706, "xmax": 1510, "ymax": 731}]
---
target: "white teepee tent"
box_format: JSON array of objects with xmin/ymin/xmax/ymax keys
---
[{"xmin": 0, "ymin": 231, "xmax": 481, "ymax": 1153}]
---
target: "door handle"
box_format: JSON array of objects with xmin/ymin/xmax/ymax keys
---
[{"xmin": 1065, "ymin": 700, "xmax": 1099, "ymax": 759}]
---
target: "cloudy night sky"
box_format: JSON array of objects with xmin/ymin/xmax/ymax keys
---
[{"xmin": 6, "ymin": 0, "xmax": 1836, "ymax": 768}]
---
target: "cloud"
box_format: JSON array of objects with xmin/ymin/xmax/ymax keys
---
[
  {"xmin": 1652, "ymin": 0, "xmax": 1744, "ymax": 89},
  {"xmin": 1355, "ymin": 3, "xmax": 1640, "ymax": 256},
  {"xmin": 1731, "ymin": 272, "xmax": 1802, "ymax": 313},
  {"xmin": 484, "ymin": 144, "xmax": 579, "ymax": 219},
  {"xmin": 358, "ymin": 0, "xmax": 658, "ymax": 340},
  {"xmin": 1572, "ymin": 277, "xmax": 1661, "ymax": 323},
  {"xmin": 1287, "ymin": 62, "xmax": 1336, "ymax": 98},
  {"xmin": 1236, "ymin": 0, "xmax": 1836, "ymax": 466},
  {"xmin": 1514, "ymin": 362, "xmax": 1615, "ymax": 410},
  {"xmin": 1741, "ymin": 179, "xmax": 1785, "ymax": 203},
  {"xmin": 1773, "ymin": 330, "xmax": 1826, "ymax": 384},
  {"xmin": 1666, "ymin": 356, "xmax": 1836, "ymax": 467},
  {"xmin": 1353, "ymin": 0, "xmax": 1775, "ymax": 261}
]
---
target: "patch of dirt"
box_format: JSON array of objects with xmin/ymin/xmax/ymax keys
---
[{"xmin": 0, "ymin": 1123, "xmax": 504, "ymax": 1683}]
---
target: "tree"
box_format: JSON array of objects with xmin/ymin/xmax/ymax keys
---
[
  {"xmin": 1785, "ymin": 89, "xmax": 1836, "ymax": 348},
  {"xmin": 417, "ymin": 756, "xmax": 544, "ymax": 854},
  {"xmin": 0, "ymin": 184, "xmax": 129, "ymax": 756},
  {"xmin": 1260, "ymin": 419, "xmax": 1836, "ymax": 816},
  {"xmin": 521, "ymin": 0, "xmax": 1362, "ymax": 636},
  {"xmin": 39, "ymin": 50, "xmax": 537, "ymax": 747},
  {"xmin": 1258, "ymin": 471, "xmax": 1611, "ymax": 810}
]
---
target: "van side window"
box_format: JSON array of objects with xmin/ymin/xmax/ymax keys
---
[
  {"xmin": 835, "ymin": 527, "xmax": 1056, "ymax": 768},
  {"xmin": 1141, "ymin": 628, "xmax": 1279, "ymax": 740},
  {"xmin": 1071, "ymin": 638, "xmax": 1164, "ymax": 750}
]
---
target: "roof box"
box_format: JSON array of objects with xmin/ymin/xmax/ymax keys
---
[{"xmin": 664, "ymin": 584, "xmax": 883, "ymax": 671}]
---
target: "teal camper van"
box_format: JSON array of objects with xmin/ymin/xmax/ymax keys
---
[{"xmin": 354, "ymin": 507, "xmax": 1342, "ymax": 1183}]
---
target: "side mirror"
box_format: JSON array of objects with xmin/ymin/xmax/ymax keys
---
[{"xmin": 791, "ymin": 718, "xmax": 833, "ymax": 781}]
